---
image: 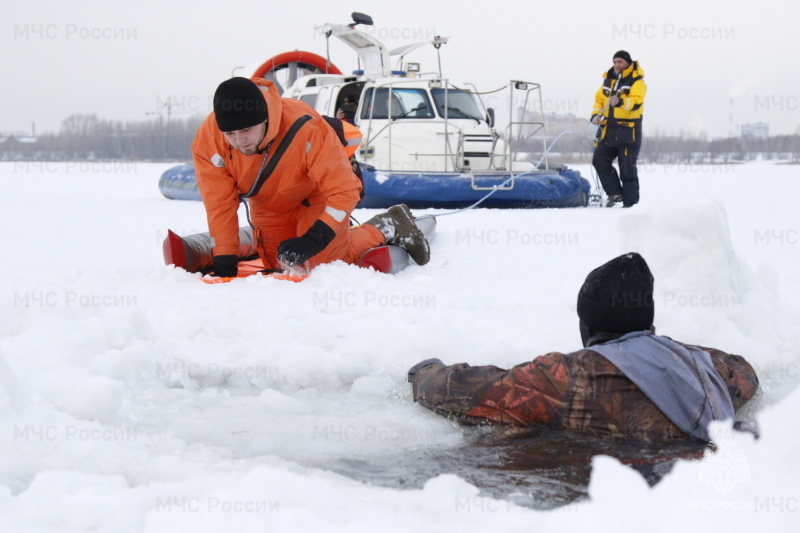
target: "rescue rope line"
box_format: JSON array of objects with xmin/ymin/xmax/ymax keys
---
[
  {"xmin": 580, "ymin": 136, "xmax": 605, "ymax": 204},
  {"xmin": 414, "ymin": 97, "xmax": 616, "ymax": 219},
  {"xmin": 415, "ymin": 121, "xmax": 597, "ymax": 221}
]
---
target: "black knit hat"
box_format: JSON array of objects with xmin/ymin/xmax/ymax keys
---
[
  {"xmin": 213, "ymin": 77, "xmax": 268, "ymax": 132},
  {"xmin": 613, "ymin": 50, "xmax": 633, "ymax": 65},
  {"xmin": 577, "ymin": 252, "xmax": 654, "ymax": 333}
]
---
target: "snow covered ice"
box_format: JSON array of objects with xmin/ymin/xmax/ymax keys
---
[{"xmin": 1, "ymin": 160, "xmax": 799, "ymax": 531}]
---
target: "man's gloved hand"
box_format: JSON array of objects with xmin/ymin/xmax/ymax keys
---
[
  {"xmin": 277, "ymin": 220, "xmax": 336, "ymax": 267},
  {"xmin": 407, "ymin": 358, "xmax": 444, "ymax": 383},
  {"xmin": 212, "ymin": 254, "xmax": 238, "ymax": 277}
]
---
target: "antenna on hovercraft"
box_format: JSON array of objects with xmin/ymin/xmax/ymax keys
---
[
  {"xmin": 348, "ymin": 12, "xmax": 373, "ymax": 28},
  {"xmin": 433, "ymin": 35, "xmax": 446, "ymax": 77}
]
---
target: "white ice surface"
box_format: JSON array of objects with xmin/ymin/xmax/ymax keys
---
[{"xmin": 1, "ymin": 160, "xmax": 798, "ymax": 531}]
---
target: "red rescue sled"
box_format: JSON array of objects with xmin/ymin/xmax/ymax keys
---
[{"xmin": 162, "ymin": 217, "xmax": 436, "ymax": 284}]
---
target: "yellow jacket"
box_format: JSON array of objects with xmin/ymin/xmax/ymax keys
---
[{"xmin": 591, "ymin": 61, "xmax": 646, "ymax": 144}]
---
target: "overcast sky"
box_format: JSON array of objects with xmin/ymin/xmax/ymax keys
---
[{"xmin": 4, "ymin": 0, "xmax": 798, "ymax": 138}]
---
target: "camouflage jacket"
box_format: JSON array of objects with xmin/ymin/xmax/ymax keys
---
[{"xmin": 411, "ymin": 338, "xmax": 758, "ymax": 441}]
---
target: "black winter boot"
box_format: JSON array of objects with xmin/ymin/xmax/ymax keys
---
[
  {"xmin": 365, "ymin": 204, "xmax": 430, "ymax": 265},
  {"xmin": 605, "ymin": 194, "xmax": 623, "ymax": 208}
]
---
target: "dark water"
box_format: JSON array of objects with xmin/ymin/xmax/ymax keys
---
[{"xmin": 321, "ymin": 428, "xmax": 707, "ymax": 510}]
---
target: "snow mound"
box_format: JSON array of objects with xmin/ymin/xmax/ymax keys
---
[{"xmin": 619, "ymin": 195, "xmax": 800, "ymax": 407}]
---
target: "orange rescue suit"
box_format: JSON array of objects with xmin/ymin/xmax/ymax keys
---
[
  {"xmin": 341, "ymin": 121, "xmax": 363, "ymax": 158},
  {"xmin": 192, "ymin": 78, "xmax": 382, "ymax": 270}
]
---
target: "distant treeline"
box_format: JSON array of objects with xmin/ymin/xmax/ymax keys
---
[
  {"xmin": 522, "ymin": 115, "xmax": 800, "ymax": 164},
  {"xmin": 2, "ymin": 112, "xmax": 799, "ymax": 164},
  {"xmin": 639, "ymin": 133, "xmax": 800, "ymax": 164},
  {"xmin": 0, "ymin": 114, "xmax": 204, "ymax": 161}
]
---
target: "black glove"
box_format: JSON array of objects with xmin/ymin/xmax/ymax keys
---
[
  {"xmin": 212, "ymin": 254, "xmax": 238, "ymax": 277},
  {"xmin": 277, "ymin": 220, "xmax": 336, "ymax": 267},
  {"xmin": 407, "ymin": 358, "xmax": 444, "ymax": 383}
]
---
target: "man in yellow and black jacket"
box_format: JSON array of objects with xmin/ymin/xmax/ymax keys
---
[{"xmin": 590, "ymin": 51, "xmax": 646, "ymax": 208}]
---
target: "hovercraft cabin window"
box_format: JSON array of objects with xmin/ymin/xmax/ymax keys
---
[
  {"xmin": 360, "ymin": 88, "xmax": 434, "ymax": 120},
  {"xmin": 430, "ymin": 89, "xmax": 484, "ymax": 121}
]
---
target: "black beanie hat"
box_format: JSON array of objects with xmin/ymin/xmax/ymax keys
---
[
  {"xmin": 577, "ymin": 252, "xmax": 654, "ymax": 333},
  {"xmin": 213, "ymin": 77, "xmax": 268, "ymax": 132},
  {"xmin": 613, "ymin": 50, "xmax": 633, "ymax": 65}
]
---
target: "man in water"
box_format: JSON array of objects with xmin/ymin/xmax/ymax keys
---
[{"xmin": 408, "ymin": 253, "xmax": 758, "ymax": 442}]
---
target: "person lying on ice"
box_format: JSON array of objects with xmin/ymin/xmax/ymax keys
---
[
  {"xmin": 192, "ymin": 77, "xmax": 429, "ymax": 277},
  {"xmin": 408, "ymin": 253, "xmax": 759, "ymax": 442}
]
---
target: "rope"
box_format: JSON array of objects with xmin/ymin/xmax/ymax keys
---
[
  {"xmin": 416, "ymin": 121, "xmax": 598, "ymax": 221},
  {"xmin": 414, "ymin": 174, "xmax": 527, "ymax": 221},
  {"xmin": 417, "ymin": 96, "xmax": 614, "ymax": 218},
  {"xmin": 580, "ymin": 137, "xmax": 604, "ymax": 203},
  {"xmin": 410, "ymin": 83, "xmax": 614, "ymax": 218}
]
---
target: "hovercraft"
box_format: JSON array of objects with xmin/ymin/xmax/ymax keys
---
[{"xmin": 158, "ymin": 13, "xmax": 591, "ymax": 208}]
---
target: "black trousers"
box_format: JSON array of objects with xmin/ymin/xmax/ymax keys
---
[{"xmin": 592, "ymin": 141, "xmax": 641, "ymax": 207}]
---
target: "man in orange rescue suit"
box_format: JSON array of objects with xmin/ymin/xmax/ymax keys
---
[
  {"xmin": 590, "ymin": 51, "xmax": 646, "ymax": 208},
  {"xmin": 192, "ymin": 77, "xmax": 430, "ymax": 277}
]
